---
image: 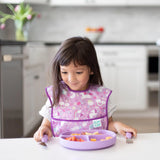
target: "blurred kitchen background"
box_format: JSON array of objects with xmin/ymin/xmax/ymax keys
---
[{"xmin": 0, "ymin": 0, "xmax": 160, "ymax": 138}]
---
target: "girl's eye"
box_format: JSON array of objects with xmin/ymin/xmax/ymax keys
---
[
  {"xmin": 76, "ymin": 72, "xmax": 83, "ymax": 74},
  {"xmin": 61, "ymin": 72, "xmax": 67, "ymax": 74}
]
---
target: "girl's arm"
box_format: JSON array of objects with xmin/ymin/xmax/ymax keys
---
[
  {"xmin": 34, "ymin": 118, "xmax": 52, "ymax": 142},
  {"xmin": 108, "ymin": 117, "xmax": 137, "ymax": 138}
]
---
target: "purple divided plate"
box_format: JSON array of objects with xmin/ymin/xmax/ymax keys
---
[{"xmin": 59, "ymin": 130, "xmax": 116, "ymax": 150}]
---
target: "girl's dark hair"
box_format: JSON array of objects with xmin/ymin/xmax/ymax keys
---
[{"xmin": 51, "ymin": 36, "xmax": 103, "ymax": 106}]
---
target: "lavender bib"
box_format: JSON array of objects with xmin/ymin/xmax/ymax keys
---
[{"xmin": 46, "ymin": 83, "xmax": 112, "ymax": 137}]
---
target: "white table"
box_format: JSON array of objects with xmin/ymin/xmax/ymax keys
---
[{"xmin": 0, "ymin": 133, "xmax": 159, "ymax": 160}]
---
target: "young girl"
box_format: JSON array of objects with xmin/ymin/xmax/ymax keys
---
[{"xmin": 34, "ymin": 37, "xmax": 137, "ymax": 142}]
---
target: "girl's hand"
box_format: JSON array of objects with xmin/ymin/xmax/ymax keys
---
[
  {"xmin": 113, "ymin": 121, "xmax": 137, "ymax": 138},
  {"xmin": 33, "ymin": 125, "xmax": 52, "ymax": 142}
]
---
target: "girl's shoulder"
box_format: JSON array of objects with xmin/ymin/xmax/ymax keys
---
[
  {"xmin": 89, "ymin": 84, "xmax": 112, "ymax": 98},
  {"xmin": 89, "ymin": 84, "xmax": 112, "ymax": 92},
  {"xmin": 45, "ymin": 81, "xmax": 67, "ymax": 93},
  {"xmin": 45, "ymin": 85, "xmax": 53, "ymax": 93}
]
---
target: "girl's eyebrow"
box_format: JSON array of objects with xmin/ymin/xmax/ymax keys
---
[
  {"xmin": 60, "ymin": 66, "xmax": 87, "ymax": 70},
  {"xmin": 60, "ymin": 68, "xmax": 86, "ymax": 71}
]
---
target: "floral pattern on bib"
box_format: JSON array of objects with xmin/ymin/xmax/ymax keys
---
[{"xmin": 46, "ymin": 83, "xmax": 112, "ymax": 137}]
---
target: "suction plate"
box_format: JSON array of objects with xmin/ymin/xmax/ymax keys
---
[{"xmin": 59, "ymin": 130, "xmax": 116, "ymax": 150}]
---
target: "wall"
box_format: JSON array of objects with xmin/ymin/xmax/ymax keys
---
[
  {"xmin": 1, "ymin": 4, "xmax": 160, "ymax": 42},
  {"xmin": 0, "ymin": 5, "xmax": 14, "ymax": 40}
]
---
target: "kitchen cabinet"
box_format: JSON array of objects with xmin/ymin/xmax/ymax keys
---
[
  {"xmin": 147, "ymin": 45, "xmax": 159, "ymax": 109},
  {"xmin": 50, "ymin": 0, "xmax": 128, "ymax": 6},
  {"xmin": 1, "ymin": 44, "xmax": 25, "ymax": 138},
  {"xmin": 128, "ymin": 0, "xmax": 160, "ymax": 6},
  {"xmin": 50, "ymin": 0, "xmax": 86, "ymax": 6},
  {"xmin": 23, "ymin": 43, "xmax": 48, "ymax": 136},
  {"xmin": 0, "ymin": 0, "xmax": 23, "ymax": 3},
  {"xmin": 23, "ymin": 44, "xmax": 60, "ymax": 136},
  {"xmin": 24, "ymin": 0, "xmax": 48, "ymax": 4},
  {"xmin": 0, "ymin": 0, "xmax": 48, "ymax": 4},
  {"xmin": 91, "ymin": 0, "xmax": 128, "ymax": 6},
  {"xmin": 0, "ymin": 42, "xmax": 49, "ymax": 138},
  {"xmin": 95, "ymin": 45, "xmax": 147, "ymax": 110},
  {"xmin": 23, "ymin": 66, "xmax": 45, "ymax": 136},
  {"xmin": 44, "ymin": 44, "xmax": 60, "ymax": 72},
  {"xmin": 50, "ymin": 0, "xmax": 160, "ymax": 6}
]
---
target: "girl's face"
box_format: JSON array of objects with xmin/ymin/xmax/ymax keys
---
[{"xmin": 60, "ymin": 62, "xmax": 93, "ymax": 91}]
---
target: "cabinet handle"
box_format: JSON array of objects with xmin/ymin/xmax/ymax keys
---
[
  {"xmin": 102, "ymin": 52, "xmax": 118, "ymax": 56},
  {"xmin": 111, "ymin": 63, "xmax": 115, "ymax": 66},
  {"xmin": 2, "ymin": 54, "xmax": 29, "ymax": 62},
  {"xmin": 34, "ymin": 75, "xmax": 39, "ymax": 79},
  {"xmin": 104, "ymin": 63, "xmax": 115, "ymax": 66}
]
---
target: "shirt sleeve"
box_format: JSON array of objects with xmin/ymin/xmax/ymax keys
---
[
  {"xmin": 39, "ymin": 98, "xmax": 52, "ymax": 121},
  {"xmin": 107, "ymin": 97, "xmax": 117, "ymax": 118}
]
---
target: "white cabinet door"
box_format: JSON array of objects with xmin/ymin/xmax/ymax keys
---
[
  {"xmin": 0, "ymin": 0, "xmax": 23, "ymax": 3},
  {"xmin": 23, "ymin": 65, "xmax": 46, "ymax": 136},
  {"xmin": 23, "ymin": 44, "xmax": 48, "ymax": 136},
  {"xmin": 96, "ymin": 45, "xmax": 147, "ymax": 110},
  {"xmin": 50, "ymin": 0, "xmax": 86, "ymax": 6},
  {"xmin": 93, "ymin": 0, "xmax": 127, "ymax": 5},
  {"xmin": 0, "ymin": 0, "xmax": 48, "ymax": 4},
  {"xmin": 24, "ymin": 0, "xmax": 48, "ymax": 4},
  {"xmin": 113, "ymin": 61, "xmax": 147, "ymax": 110},
  {"xmin": 128, "ymin": 0, "xmax": 160, "ymax": 6},
  {"xmin": 50, "ymin": 0, "xmax": 128, "ymax": 6},
  {"xmin": 23, "ymin": 69, "xmax": 36, "ymax": 136}
]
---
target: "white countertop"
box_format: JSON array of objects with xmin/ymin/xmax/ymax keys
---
[{"xmin": 0, "ymin": 133, "xmax": 160, "ymax": 160}]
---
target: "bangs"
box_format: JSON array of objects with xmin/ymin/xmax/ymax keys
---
[{"xmin": 58, "ymin": 45, "xmax": 88, "ymax": 66}]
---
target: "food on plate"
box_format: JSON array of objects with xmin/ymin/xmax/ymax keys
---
[
  {"xmin": 90, "ymin": 136, "xmax": 112, "ymax": 142},
  {"xmin": 71, "ymin": 131, "xmax": 102, "ymax": 136},
  {"xmin": 71, "ymin": 133, "xmax": 81, "ymax": 136},
  {"xmin": 66, "ymin": 131, "xmax": 112, "ymax": 142},
  {"xmin": 65, "ymin": 136, "xmax": 85, "ymax": 142},
  {"xmin": 100, "ymin": 137, "xmax": 112, "ymax": 141},
  {"xmin": 90, "ymin": 138, "xmax": 97, "ymax": 141}
]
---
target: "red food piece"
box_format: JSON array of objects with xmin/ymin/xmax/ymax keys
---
[
  {"xmin": 65, "ymin": 136, "xmax": 85, "ymax": 142},
  {"xmin": 97, "ymin": 27, "xmax": 104, "ymax": 32}
]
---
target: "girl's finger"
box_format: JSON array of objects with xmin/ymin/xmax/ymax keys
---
[
  {"xmin": 34, "ymin": 131, "xmax": 41, "ymax": 142},
  {"xmin": 119, "ymin": 130, "xmax": 126, "ymax": 137},
  {"xmin": 125, "ymin": 128, "xmax": 137, "ymax": 138}
]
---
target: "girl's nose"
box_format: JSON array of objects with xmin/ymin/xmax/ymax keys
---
[{"xmin": 68, "ymin": 74, "xmax": 76, "ymax": 82}]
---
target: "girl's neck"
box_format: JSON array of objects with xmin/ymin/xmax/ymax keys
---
[{"xmin": 65, "ymin": 83, "xmax": 90, "ymax": 92}]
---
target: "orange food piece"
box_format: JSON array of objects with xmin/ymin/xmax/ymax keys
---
[
  {"xmin": 79, "ymin": 138, "xmax": 85, "ymax": 142},
  {"xmin": 90, "ymin": 138, "xmax": 97, "ymax": 141},
  {"xmin": 71, "ymin": 133, "xmax": 81, "ymax": 136},
  {"xmin": 105, "ymin": 136, "xmax": 112, "ymax": 140},
  {"xmin": 65, "ymin": 136, "xmax": 85, "ymax": 142},
  {"xmin": 65, "ymin": 137, "xmax": 72, "ymax": 141},
  {"xmin": 86, "ymin": 27, "xmax": 92, "ymax": 32},
  {"xmin": 71, "ymin": 136, "xmax": 76, "ymax": 141}
]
